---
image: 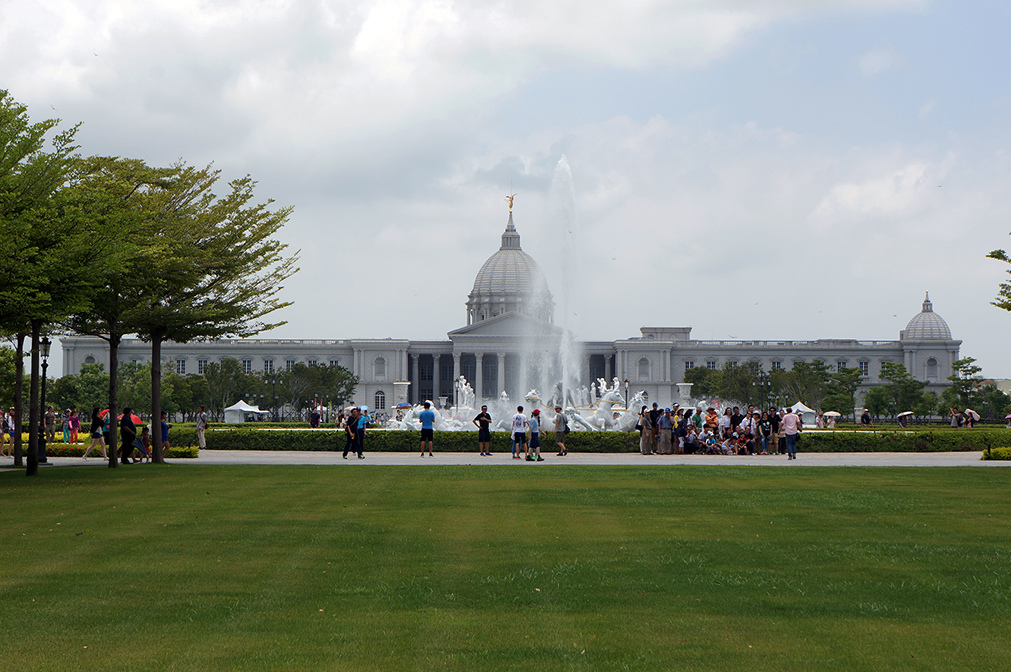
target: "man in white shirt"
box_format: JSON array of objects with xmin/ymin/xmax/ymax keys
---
[
  {"xmin": 781, "ymin": 407, "xmax": 801, "ymax": 460},
  {"xmin": 510, "ymin": 406, "xmax": 528, "ymax": 460}
]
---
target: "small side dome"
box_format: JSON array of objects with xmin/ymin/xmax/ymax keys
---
[{"xmin": 901, "ymin": 292, "xmax": 952, "ymax": 340}]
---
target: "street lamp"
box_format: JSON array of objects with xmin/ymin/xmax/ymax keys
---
[
  {"xmin": 271, "ymin": 374, "xmax": 278, "ymax": 422},
  {"xmin": 623, "ymin": 378, "xmax": 629, "ymax": 411},
  {"xmin": 37, "ymin": 335, "xmax": 52, "ymax": 465}
]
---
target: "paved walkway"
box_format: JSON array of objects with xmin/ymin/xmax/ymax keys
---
[{"xmin": 3, "ymin": 451, "xmax": 1006, "ymax": 469}]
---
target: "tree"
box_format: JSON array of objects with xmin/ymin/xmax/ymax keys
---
[
  {"xmin": 684, "ymin": 366, "xmax": 721, "ymax": 401},
  {"xmin": 716, "ymin": 361, "xmax": 763, "ymax": 407},
  {"xmin": 126, "ymin": 162, "xmax": 297, "ymax": 461},
  {"xmin": 863, "ymin": 386, "xmax": 892, "ymax": 420},
  {"xmin": 202, "ymin": 358, "xmax": 256, "ymax": 420},
  {"xmin": 783, "ymin": 360, "xmax": 832, "ymax": 411},
  {"xmin": 823, "ymin": 366, "xmax": 862, "ymax": 420},
  {"xmin": 946, "ymin": 357, "xmax": 983, "ymax": 409},
  {"xmin": 0, "ymin": 90, "xmax": 98, "ymax": 475},
  {"xmin": 877, "ymin": 362, "xmax": 928, "ymax": 418},
  {"xmin": 276, "ymin": 363, "xmax": 357, "ymax": 418}
]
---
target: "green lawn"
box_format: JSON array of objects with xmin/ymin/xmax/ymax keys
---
[{"xmin": 1, "ymin": 465, "xmax": 1009, "ymax": 671}]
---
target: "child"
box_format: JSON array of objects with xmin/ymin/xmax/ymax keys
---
[{"xmin": 133, "ymin": 426, "xmax": 151, "ymax": 463}]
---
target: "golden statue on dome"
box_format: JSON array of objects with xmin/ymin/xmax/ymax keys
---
[{"xmin": 505, "ymin": 193, "xmax": 516, "ymax": 213}]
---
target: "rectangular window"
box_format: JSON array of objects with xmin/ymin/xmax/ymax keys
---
[
  {"xmin": 286, "ymin": 359, "xmax": 296, "ymax": 371},
  {"xmin": 859, "ymin": 361, "xmax": 869, "ymax": 376},
  {"xmin": 837, "ymin": 360, "xmax": 846, "ymax": 373},
  {"xmin": 684, "ymin": 360, "xmax": 694, "ymax": 371},
  {"xmin": 307, "ymin": 358, "xmax": 318, "ymax": 367},
  {"xmin": 771, "ymin": 361, "xmax": 782, "ymax": 371},
  {"xmin": 706, "ymin": 360, "xmax": 718, "ymax": 370},
  {"xmin": 264, "ymin": 360, "xmax": 274, "ymax": 374},
  {"xmin": 420, "ymin": 364, "xmax": 433, "ymax": 382},
  {"xmin": 241, "ymin": 359, "xmax": 252, "ymax": 375},
  {"xmin": 175, "ymin": 359, "xmax": 186, "ymax": 375},
  {"xmin": 198, "ymin": 359, "xmax": 208, "ymax": 375},
  {"xmin": 329, "ymin": 359, "xmax": 340, "ymax": 368}
]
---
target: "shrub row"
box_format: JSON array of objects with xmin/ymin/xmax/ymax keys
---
[
  {"xmin": 980, "ymin": 447, "xmax": 1011, "ymax": 460},
  {"xmin": 42, "ymin": 443, "xmax": 199, "ymax": 458},
  {"xmin": 196, "ymin": 428, "xmax": 1011, "ymax": 453}
]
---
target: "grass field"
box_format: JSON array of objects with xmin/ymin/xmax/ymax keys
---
[{"xmin": 1, "ymin": 465, "xmax": 1009, "ymax": 671}]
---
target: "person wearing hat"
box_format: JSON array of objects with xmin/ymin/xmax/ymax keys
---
[
  {"xmin": 526, "ymin": 409, "xmax": 544, "ymax": 461},
  {"xmin": 472, "ymin": 404, "xmax": 493, "ymax": 456},
  {"xmin": 554, "ymin": 406, "xmax": 569, "ymax": 455},
  {"xmin": 656, "ymin": 408, "xmax": 674, "ymax": 455}
]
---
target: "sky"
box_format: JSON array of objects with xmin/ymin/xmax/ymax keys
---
[{"xmin": 4, "ymin": 0, "xmax": 1011, "ymax": 378}]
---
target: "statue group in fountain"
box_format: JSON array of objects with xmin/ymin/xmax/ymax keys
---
[{"xmin": 384, "ymin": 375, "xmax": 689, "ymax": 434}]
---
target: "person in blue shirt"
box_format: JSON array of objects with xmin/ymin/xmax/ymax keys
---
[
  {"xmin": 526, "ymin": 409, "xmax": 544, "ymax": 461},
  {"xmin": 418, "ymin": 401, "xmax": 436, "ymax": 457},
  {"xmin": 355, "ymin": 409, "xmax": 370, "ymax": 459}
]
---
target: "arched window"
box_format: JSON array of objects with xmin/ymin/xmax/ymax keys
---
[
  {"xmin": 926, "ymin": 358, "xmax": 938, "ymax": 381},
  {"xmin": 374, "ymin": 357, "xmax": 386, "ymax": 379},
  {"xmin": 84, "ymin": 355, "xmax": 96, "ymax": 364},
  {"xmin": 638, "ymin": 357, "xmax": 650, "ymax": 381},
  {"xmin": 374, "ymin": 390, "xmax": 386, "ymax": 410}
]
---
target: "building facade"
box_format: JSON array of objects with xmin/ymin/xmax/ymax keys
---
[{"xmin": 62, "ymin": 214, "xmax": 961, "ymax": 411}]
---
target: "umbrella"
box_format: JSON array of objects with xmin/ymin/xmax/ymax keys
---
[
  {"xmin": 1005, "ymin": 414, "xmax": 1011, "ymax": 420},
  {"xmin": 822, "ymin": 411, "xmax": 842, "ymax": 417},
  {"xmin": 965, "ymin": 409, "xmax": 980, "ymax": 421},
  {"xmin": 395, "ymin": 402, "xmax": 412, "ymax": 409},
  {"xmin": 99, "ymin": 409, "xmax": 144, "ymax": 425},
  {"xmin": 897, "ymin": 411, "xmax": 914, "ymax": 417}
]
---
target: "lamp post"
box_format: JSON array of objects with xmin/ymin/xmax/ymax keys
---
[
  {"xmin": 271, "ymin": 374, "xmax": 278, "ymax": 422},
  {"xmin": 37, "ymin": 335, "xmax": 51, "ymax": 465},
  {"xmin": 623, "ymin": 378, "xmax": 629, "ymax": 411}
]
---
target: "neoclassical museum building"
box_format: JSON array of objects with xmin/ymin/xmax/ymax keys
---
[{"xmin": 62, "ymin": 214, "xmax": 961, "ymax": 411}]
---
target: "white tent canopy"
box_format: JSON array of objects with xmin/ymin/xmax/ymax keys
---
[
  {"xmin": 224, "ymin": 400, "xmax": 270, "ymax": 424},
  {"xmin": 786, "ymin": 401, "xmax": 817, "ymax": 426}
]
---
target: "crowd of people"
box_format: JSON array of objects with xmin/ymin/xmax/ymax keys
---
[{"xmin": 636, "ymin": 403, "xmax": 803, "ymax": 459}]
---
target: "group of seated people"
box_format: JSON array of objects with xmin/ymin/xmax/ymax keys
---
[{"xmin": 637, "ymin": 403, "xmax": 799, "ymax": 456}]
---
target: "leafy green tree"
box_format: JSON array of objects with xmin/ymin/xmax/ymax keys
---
[
  {"xmin": 202, "ymin": 358, "xmax": 257, "ymax": 420},
  {"xmin": 877, "ymin": 362, "xmax": 928, "ymax": 418},
  {"xmin": 276, "ymin": 363, "xmax": 357, "ymax": 417},
  {"xmin": 0, "ymin": 345, "xmax": 18, "ymax": 405},
  {"xmin": 822, "ymin": 366, "xmax": 863, "ymax": 420},
  {"xmin": 913, "ymin": 391, "xmax": 940, "ymax": 421},
  {"xmin": 945, "ymin": 357, "xmax": 983, "ymax": 409},
  {"xmin": 0, "ymin": 90, "xmax": 100, "ymax": 474},
  {"xmin": 716, "ymin": 361, "xmax": 763, "ymax": 407},
  {"xmin": 684, "ymin": 366, "xmax": 721, "ymax": 401},
  {"xmin": 863, "ymin": 386, "xmax": 892, "ymax": 420},
  {"xmin": 784, "ymin": 360, "xmax": 832, "ymax": 411}
]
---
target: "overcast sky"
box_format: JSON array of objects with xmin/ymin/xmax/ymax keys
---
[{"xmin": 5, "ymin": 0, "xmax": 1011, "ymax": 378}]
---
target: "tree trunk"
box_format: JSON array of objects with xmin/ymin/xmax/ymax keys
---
[
  {"xmin": 107, "ymin": 330, "xmax": 121, "ymax": 468},
  {"xmin": 26, "ymin": 321, "xmax": 41, "ymax": 477},
  {"xmin": 151, "ymin": 330, "xmax": 164, "ymax": 463},
  {"xmin": 13, "ymin": 332, "xmax": 25, "ymax": 468}
]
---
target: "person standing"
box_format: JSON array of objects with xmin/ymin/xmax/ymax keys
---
[
  {"xmin": 355, "ymin": 408, "xmax": 369, "ymax": 459},
  {"xmin": 782, "ymin": 407, "xmax": 801, "ymax": 460},
  {"xmin": 44, "ymin": 405, "xmax": 56, "ymax": 443},
  {"xmin": 61, "ymin": 409, "xmax": 72, "ymax": 444},
  {"xmin": 195, "ymin": 405, "xmax": 208, "ymax": 450},
  {"xmin": 510, "ymin": 406, "xmax": 528, "ymax": 460},
  {"xmin": 554, "ymin": 405, "xmax": 569, "ymax": 455},
  {"xmin": 526, "ymin": 409, "xmax": 544, "ymax": 461},
  {"xmin": 419, "ymin": 402, "xmax": 435, "ymax": 457},
  {"xmin": 860, "ymin": 408, "xmax": 873, "ymax": 429},
  {"xmin": 473, "ymin": 405, "xmax": 492, "ymax": 456},
  {"xmin": 638, "ymin": 406, "xmax": 654, "ymax": 455},
  {"xmin": 343, "ymin": 407, "xmax": 360, "ymax": 459},
  {"xmin": 69, "ymin": 409, "xmax": 80, "ymax": 444},
  {"xmin": 160, "ymin": 411, "xmax": 172, "ymax": 458},
  {"xmin": 768, "ymin": 407, "xmax": 781, "ymax": 454},
  {"xmin": 758, "ymin": 411, "xmax": 772, "ymax": 455},
  {"xmin": 119, "ymin": 408, "xmax": 137, "ymax": 465},
  {"xmin": 656, "ymin": 408, "xmax": 674, "ymax": 455}
]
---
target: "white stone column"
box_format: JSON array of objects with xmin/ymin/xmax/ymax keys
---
[
  {"xmin": 452, "ymin": 353, "xmax": 461, "ymax": 405},
  {"xmin": 432, "ymin": 355, "xmax": 441, "ymax": 401},
  {"xmin": 475, "ymin": 352, "xmax": 484, "ymax": 401},
  {"xmin": 411, "ymin": 354, "xmax": 420, "ymax": 404},
  {"xmin": 497, "ymin": 352, "xmax": 506, "ymax": 398},
  {"xmin": 605, "ymin": 353, "xmax": 612, "ymax": 382}
]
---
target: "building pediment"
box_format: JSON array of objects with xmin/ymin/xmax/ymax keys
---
[{"xmin": 448, "ymin": 311, "xmax": 563, "ymax": 339}]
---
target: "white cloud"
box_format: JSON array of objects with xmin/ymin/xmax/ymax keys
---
[{"xmin": 857, "ymin": 45, "xmax": 903, "ymax": 75}]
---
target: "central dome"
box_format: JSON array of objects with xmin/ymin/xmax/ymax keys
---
[
  {"xmin": 901, "ymin": 292, "xmax": 952, "ymax": 340},
  {"xmin": 466, "ymin": 213, "xmax": 554, "ymax": 325}
]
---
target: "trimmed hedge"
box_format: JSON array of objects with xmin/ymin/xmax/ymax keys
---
[
  {"xmin": 42, "ymin": 443, "xmax": 199, "ymax": 458},
  {"xmin": 197, "ymin": 427, "xmax": 1011, "ymax": 453},
  {"xmin": 981, "ymin": 447, "xmax": 1011, "ymax": 460}
]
